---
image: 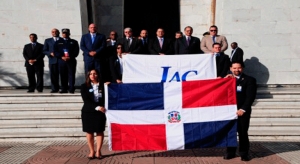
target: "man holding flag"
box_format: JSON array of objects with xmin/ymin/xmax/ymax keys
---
[{"xmin": 224, "ymin": 61, "xmax": 257, "ymax": 161}]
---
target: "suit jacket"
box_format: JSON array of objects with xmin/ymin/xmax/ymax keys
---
[
  {"xmin": 139, "ymin": 38, "xmax": 150, "ymax": 54},
  {"xmin": 80, "ymin": 33, "xmax": 107, "ymax": 62},
  {"xmin": 105, "ymin": 39, "xmax": 117, "ymax": 58},
  {"xmin": 216, "ymin": 53, "xmax": 230, "ymax": 77},
  {"xmin": 54, "ymin": 38, "xmax": 79, "ymax": 63},
  {"xmin": 236, "ymin": 74, "xmax": 257, "ymax": 115},
  {"xmin": 148, "ymin": 37, "xmax": 174, "ymax": 55},
  {"xmin": 109, "ymin": 55, "xmax": 122, "ymax": 82},
  {"xmin": 80, "ymin": 83, "xmax": 104, "ymax": 113},
  {"xmin": 175, "ymin": 36, "xmax": 202, "ymax": 54},
  {"xmin": 230, "ymin": 47, "xmax": 244, "ymax": 63},
  {"xmin": 23, "ymin": 42, "xmax": 45, "ymax": 67},
  {"xmin": 117, "ymin": 37, "xmax": 141, "ymax": 54},
  {"xmin": 43, "ymin": 37, "xmax": 63, "ymax": 64},
  {"xmin": 201, "ymin": 35, "xmax": 228, "ymax": 53}
]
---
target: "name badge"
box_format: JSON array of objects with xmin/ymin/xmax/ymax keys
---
[{"xmin": 237, "ymin": 86, "xmax": 242, "ymax": 92}]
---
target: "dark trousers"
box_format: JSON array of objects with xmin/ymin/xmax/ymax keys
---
[
  {"xmin": 84, "ymin": 60, "xmax": 101, "ymax": 76},
  {"xmin": 227, "ymin": 115, "xmax": 250, "ymax": 156},
  {"xmin": 26, "ymin": 65, "xmax": 44, "ymax": 91},
  {"xmin": 49, "ymin": 63, "xmax": 59, "ymax": 91},
  {"xmin": 58, "ymin": 60, "xmax": 76, "ymax": 92}
]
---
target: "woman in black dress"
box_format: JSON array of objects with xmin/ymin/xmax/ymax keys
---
[{"xmin": 80, "ymin": 69, "xmax": 106, "ymax": 159}]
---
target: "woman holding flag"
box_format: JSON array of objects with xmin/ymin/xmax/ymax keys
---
[{"xmin": 80, "ymin": 69, "xmax": 106, "ymax": 160}]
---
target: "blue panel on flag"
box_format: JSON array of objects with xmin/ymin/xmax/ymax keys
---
[
  {"xmin": 183, "ymin": 120, "xmax": 237, "ymax": 148},
  {"xmin": 108, "ymin": 83, "xmax": 164, "ymax": 110}
]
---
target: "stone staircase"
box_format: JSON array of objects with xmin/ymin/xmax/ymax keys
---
[{"xmin": 0, "ymin": 88, "xmax": 299, "ymax": 141}]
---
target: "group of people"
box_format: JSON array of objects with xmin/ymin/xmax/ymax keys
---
[{"xmin": 22, "ymin": 23, "xmax": 255, "ymax": 161}]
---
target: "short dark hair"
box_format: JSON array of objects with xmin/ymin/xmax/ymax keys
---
[
  {"xmin": 210, "ymin": 25, "xmax": 218, "ymax": 30},
  {"xmin": 231, "ymin": 42, "xmax": 238, "ymax": 46},
  {"xmin": 29, "ymin": 33, "xmax": 37, "ymax": 38},
  {"xmin": 231, "ymin": 61, "xmax": 245, "ymax": 68},
  {"xmin": 212, "ymin": 42, "xmax": 221, "ymax": 48},
  {"xmin": 184, "ymin": 26, "xmax": 193, "ymax": 31}
]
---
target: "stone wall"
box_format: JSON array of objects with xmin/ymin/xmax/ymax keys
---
[{"xmin": 0, "ymin": 0, "xmax": 84, "ymax": 88}]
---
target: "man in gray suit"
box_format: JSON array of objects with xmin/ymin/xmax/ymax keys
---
[
  {"xmin": 43, "ymin": 28, "xmax": 62, "ymax": 93},
  {"xmin": 201, "ymin": 25, "xmax": 228, "ymax": 54}
]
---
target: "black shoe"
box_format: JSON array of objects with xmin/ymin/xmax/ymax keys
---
[
  {"xmin": 223, "ymin": 153, "xmax": 235, "ymax": 160},
  {"xmin": 69, "ymin": 91, "xmax": 74, "ymax": 94},
  {"xmin": 37, "ymin": 90, "xmax": 43, "ymax": 93},
  {"xmin": 50, "ymin": 90, "xmax": 59, "ymax": 93},
  {"xmin": 241, "ymin": 155, "xmax": 250, "ymax": 161},
  {"xmin": 59, "ymin": 90, "xmax": 68, "ymax": 93},
  {"xmin": 27, "ymin": 90, "xmax": 34, "ymax": 93}
]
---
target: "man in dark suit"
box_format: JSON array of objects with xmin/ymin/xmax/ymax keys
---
[
  {"xmin": 117, "ymin": 27, "xmax": 141, "ymax": 54},
  {"xmin": 212, "ymin": 43, "xmax": 230, "ymax": 77},
  {"xmin": 224, "ymin": 61, "xmax": 257, "ymax": 161},
  {"xmin": 139, "ymin": 29, "xmax": 150, "ymax": 54},
  {"xmin": 230, "ymin": 42, "xmax": 244, "ymax": 63},
  {"xmin": 104, "ymin": 30, "xmax": 118, "ymax": 82},
  {"xmin": 174, "ymin": 26, "xmax": 202, "ymax": 54},
  {"xmin": 54, "ymin": 29, "xmax": 79, "ymax": 93},
  {"xmin": 148, "ymin": 28, "xmax": 174, "ymax": 55},
  {"xmin": 109, "ymin": 44, "xmax": 123, "ymax": 83},
  {"xmin": 23, "ymin": 33, "xmax": 45, "ymax": 93},
  {"xmin": 43, "ymin": 28, "xmax": 62, "ymax": 93},
  {"xmin": 80, "ymin": 23, "xmax": 106, "ymax": 75}
]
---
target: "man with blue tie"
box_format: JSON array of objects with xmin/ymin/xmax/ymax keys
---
[
  {"xmin": 54, "ymin": 29, "xmax": 79, "ymax": 94},
  {"xmin": 201, "ymin": 25, "xmax": 228, "ymax": 54},
  {"xmin": 80, "ymin": 23, "xmax": 106, "ymax": 75},
  {"xmin": 43, "ymin": 28, "xmax": 62, "ymax": 93}
]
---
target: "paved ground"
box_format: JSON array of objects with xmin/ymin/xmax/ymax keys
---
[{"xmin": 0, "ymin": 140, "xmax": 299, "ymax": 164}]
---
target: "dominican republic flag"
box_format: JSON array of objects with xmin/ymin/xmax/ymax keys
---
[{"xmin": 105, "ymin": 78, "xmax": 237, "ymax": 151}]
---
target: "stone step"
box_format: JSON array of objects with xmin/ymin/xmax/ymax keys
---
[
  {"xmin": 0, "ymin": 107, "xmax": 80, "ymax": 111},
  {"xmin": 0, "ymin": 123, "xmax": 82, "ymax": 128},
  {"xmin": 250, "ymin": 118, "xmax": 300, "ymax": 126},
  {"xmin": 0, "ymin": 119, "xmax": 81, "ymax": 125},
  {"xmin": 0, "ymin": 110, "xmax": 81, "ymax": 117},
  {"xmin": 252, "ymin": 109, "xmax": 300, "ymax": 117},
  {"xmin": 0, "ymin": 93, "xmax": 81, "ymax": 97},
  {"xmin": 0, "ymin": 103, "xmax": 82, "ymax": 108},
  {"xmin": 0, "ymin": 115, "xmax": 81, "ymax": 119},
  {"xmin": 253, "ymin": 99, "xmax": 300, "ymax": 106}
]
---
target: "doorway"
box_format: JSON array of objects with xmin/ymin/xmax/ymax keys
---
[{"xmin": 124, "ymin": 0, "xmax": 180, "ymax": 38}]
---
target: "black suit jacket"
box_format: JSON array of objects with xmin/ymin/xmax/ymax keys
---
[
  {"xmin": 148, "ymin": 37, "xmax": 174, "ymax": 55},
  {"xmin": 236, "ymin": 74, "xmax": 257, "ymax": 115},
  {"xmin": 105, "ymin": 39, "xmax": 117, "ymax": 58},
  {"xmin": 80, "ymin": 83, "xmax": 105, "ymax": 113},
  {"xmin": 54, "ymin": 38, "xmax": 79, "ymax": 62},
  {"xmin": 216, "ymin": 53, "xmax": 230, "ymax": 77},
  {"xmin": 80, "ymin": 33, "xmax": 107, "ymax": 62},
  {"xmin": 23, "ymin": 42, "xmax": 45, "ymax": 67},
  {"xmin": 175, "ymin": 36, "xmax": 202, "ymax": 54},
  {"xmin": 139, "ymin": 38, "xmax": 150, "ymax": 54},
  {"xmin": 43, "ymin": 37, "xmax": 63, "ymax": 64},
  {"xmin": 231, "ymin": 47, "xmax": 244, "ymax": 63},
  {"xmin": 109, "ymin": 55, "xmax": 122, "ymax": 82},
  {"xmin": 117, "ymin": 37, "xmax": 141, "ymax": 54}
]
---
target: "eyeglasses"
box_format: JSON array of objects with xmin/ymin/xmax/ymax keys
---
[
  {"xmin": 210, "ymin": 30, "xmax": 217, "ymax": 32},
  {"xmin": 124, "ymin": 31, "xmax": 131, "ymax": 33}
]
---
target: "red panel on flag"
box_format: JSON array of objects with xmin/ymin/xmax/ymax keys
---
[
  {"xmin": 111, "ymin": 123, "xmax": 167, "ymax": 150},
  {"xmin": 182, "ymin": 78, "xmax": 236, "ymax": 108}
]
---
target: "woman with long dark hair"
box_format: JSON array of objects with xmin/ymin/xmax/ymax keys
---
[{"xmin": 80, "ymin": 69, "xmax": 106, "ymax": 160}]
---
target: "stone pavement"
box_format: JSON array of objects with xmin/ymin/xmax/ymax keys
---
[{"xmin": 0, "ymin": 140, "xmax": 299, "ymax": 164}]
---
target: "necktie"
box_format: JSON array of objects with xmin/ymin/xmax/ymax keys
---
[
  {"xmin": 212, "ymin": 36, "xmax": 216, "ymax": 43},
  {"xmin": 186, "ymin": 37, "xmax": 190, "ymax": 46},
  {"xmin": 32, "ymin": 43, "xmax": 35, "ymax": 50},
  {"xmin": 159, "ymin": 38, "xmax": 163, "ymax": 48},
  {"xmin": 127, "ymin": 38, "xmax": 130, "ymax": 48},
  {"xmin": 91, "ymin": 34, "xmax": 95, "ymax": 44}
]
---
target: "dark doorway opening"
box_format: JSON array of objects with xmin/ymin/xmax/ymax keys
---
[{"xmin": 124, "ymin": 0, "xmax": 180, "ymax": 39}]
